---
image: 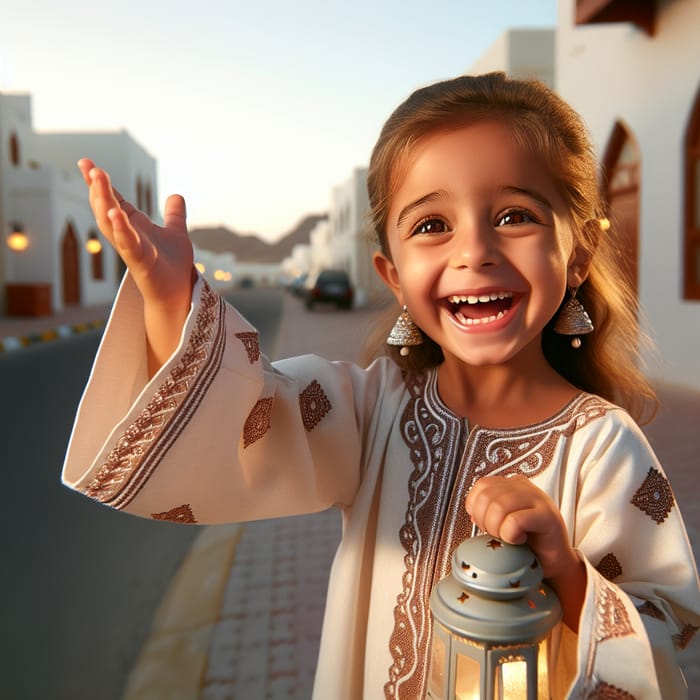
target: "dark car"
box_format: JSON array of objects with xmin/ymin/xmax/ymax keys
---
[{"xmin": 305, "ymin": 269, "xmax": 354, "ymax": 310}]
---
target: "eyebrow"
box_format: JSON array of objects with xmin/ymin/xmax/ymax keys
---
[
  {"xmin": 502, "ymin": 186, "xmax": 553, "ymax": 210},
  {"xmin": 395, "ymin": 190, "xmax": 450, "ymax": 229}
]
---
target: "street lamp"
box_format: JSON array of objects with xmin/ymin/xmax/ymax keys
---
[
  {"xmin": 85, "ymin": 231, "xmax": 102, "ymax": 254},
  {"xmin": 428, "ymin": 534, "xmax": 561, "ymax": 699},
  {"xmin": 7, "ymin": 221, "xmax": 29, "ymax": 252}
]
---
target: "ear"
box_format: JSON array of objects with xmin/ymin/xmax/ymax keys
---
[
  {"xmin": 373, "ymin": 251, "xmax": 403, "ymax": 305},
  {"xmin": 567, "ymin": 245, "xmax": 591, "ymax": 288}
]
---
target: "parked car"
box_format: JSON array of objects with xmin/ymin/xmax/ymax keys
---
[
  {"xmin": 288, "ymin": 272, "xmax": 308, "ymax": 297},
  {"xmin": 304, "ymin": 269, "xmax": 354, "ymax": 310}
]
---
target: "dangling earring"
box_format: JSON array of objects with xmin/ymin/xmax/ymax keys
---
[
  {"xmin": 554, "ymin": 287, "xmax": 594, "ymax": 348},
  {"xmin": 387, "ymin": 305, "xmax": 423, "ymax": 356}
]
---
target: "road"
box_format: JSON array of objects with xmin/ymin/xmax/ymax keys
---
[{"xmin": 0, "ymin": 288, "xmax": 282, "ymax": 700}]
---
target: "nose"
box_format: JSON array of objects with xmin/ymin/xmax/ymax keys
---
[{"xmin": 448, "ymin": 218, "xmax": 499, "ymax": 270}]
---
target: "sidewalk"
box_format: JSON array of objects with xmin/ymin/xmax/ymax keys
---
[{"xmin": 0, "ymin": 303, "xmax": 111, "ymax": 352}]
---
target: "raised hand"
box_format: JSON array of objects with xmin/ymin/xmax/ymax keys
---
[{"xmin": 78, "ymin": 158, "xmax": 196, "ymax": 373}]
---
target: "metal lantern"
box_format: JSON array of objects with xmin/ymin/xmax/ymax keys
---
[{"xmin": 428, "ymin": 534, "xmax": 562, "ymax": 699}]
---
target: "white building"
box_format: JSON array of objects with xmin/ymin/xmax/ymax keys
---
[
  {"xmin": 0, "ymin": 92, "xmax": 157, "ymax": 315},
  {"xmin": 323, "ymin": 166, "xmax": 386, "ymax": 307},
  {"xmin": 554, "ymin": 0, "xmax": 700, "ymax": 388},
  {"xmin": 468, "ymin": 2, "xmax": 700, "ymax": 389}
]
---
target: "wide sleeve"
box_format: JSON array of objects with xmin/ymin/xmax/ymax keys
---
[
  {"xmin": 62, "ymin": 273, "xmax": 400, "ymax": 525},
  {"xmin": 554, "ymin": 408, "xmax": 700, "ymax": 699}
]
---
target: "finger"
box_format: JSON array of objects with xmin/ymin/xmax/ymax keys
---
[
  {"xmin": 107, "ymin": 206, "xmax": 143, "ymax": 261},
  {"xmin": 163, "ymin": 194, "xmax": 187, "ymax": 230},
  {"xmin": 78, "ymin": 158, "xmax": 96, "ymax": 186}
]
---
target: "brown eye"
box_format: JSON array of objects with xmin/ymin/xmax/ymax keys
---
[
  {"xmin": 413, "ymin": 218, "xmax": 449, "ymax": 235},
  {"xmin": 496, "ymin": 209, "xmax": 535, "ymax": 227}
]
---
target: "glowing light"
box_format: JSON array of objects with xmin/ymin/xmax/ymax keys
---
[
  {"xmin": 195, "ymin": 262, "xmax": 206, "ymax": 274},
  {"xmin": 7, "ymin": 230, "xmax": 29, "ymax": 251},
  {"xmin": 599, "ymin": 218, "xmax": 611, "ymax": 231},
  {"xmin": 86, "ymin": 233, "xmax": 102, "ymax": 254}
]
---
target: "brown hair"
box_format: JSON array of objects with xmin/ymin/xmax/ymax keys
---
[{"xmin": 365, "ymin": 72, "xmax": 656, "ymax": 423}]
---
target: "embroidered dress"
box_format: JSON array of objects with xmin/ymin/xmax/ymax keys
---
[{"xmin": 62, "ymin": 275, "xmax": 700, "ymax": 699}]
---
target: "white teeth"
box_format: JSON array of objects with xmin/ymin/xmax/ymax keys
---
[
  {"xmin": 447, "ymin": 291, "xmax": 512, "ymax": 305},
  {"xmin": 454, "ymin": 310, "xmax": 507, "ymax": 326}
]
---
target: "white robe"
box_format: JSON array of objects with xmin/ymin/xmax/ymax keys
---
[{"xmin": 62, "ymin": 276, "xmax": 700, "ymax": 699}]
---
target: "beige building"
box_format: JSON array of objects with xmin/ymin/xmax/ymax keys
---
[{"xmin": 0, "ymin": 92, "xmax": 157, "ymax": 315}]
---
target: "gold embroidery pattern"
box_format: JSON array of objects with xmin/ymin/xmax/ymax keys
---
[
  {"xmin": 636, "ymin": 601, "xmax": 665, "ymax": 621},
  {"xmin": 151, "ymin": 503, "xmax": 196, "ymax": 523},
  {"xmin": 244, "ymin": 397, "xmax": 274, "ymax": 448},
  {"xmin": 596, "ymin": 552, "xmax": 623, "ymax": 581},
  {"xmin": 385, "ymin": 377, "xmax": 614, "ymax": 699},
  {"xmin": 588, "ymin": 682, "xmax": 635, "ymax": 699},
  {"xmin": 84, "ymin": 282, "xmax": 225, "ymax": 508},
  {"xmin": 630, "ymin": 467, "xmax": 675, "ymax": 524},
  {"xmin": 385, "ymin": 371, "xmax": 463, "ymax": 700},
  {"xmin": 299, "ymin": 380, "xmax": 332, "ymax": 432},
  {"xmin": 674, "ymin": 623, "xmax": 699, "ymax": 650},
  {"xmin": 235, "ymin": 331, "xmax": 260, "ymax": 364},
  {"xmin": 595, "ymin": 581, "xmax": 634, "ymax": 643}
]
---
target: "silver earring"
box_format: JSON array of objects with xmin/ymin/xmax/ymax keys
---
[
  {"xmin": 554, "ymin": 287, "xmax": 594, "ymax": 348},
  {"xmin": 387, "ymin": 305, "xmax": 423, "ymax": 356}
]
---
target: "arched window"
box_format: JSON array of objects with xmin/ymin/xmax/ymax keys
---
[
  {"xmin": 87, "ymin": 229, "xmax": 104, "ymax": 280},
  {"xmin": 9, "ymin": 132, "xmax": 20, "ymax": 166},
  {"xmin": 62, "ymin": 222, "xmax": 81, "ymax": 305},
  {"xmin": 145, "ymin": 182, "xmax": 153, "ymax": 216},
  {"xmin": 684, "ymin": 86, "xmax": 700, "ymax": 300},
  {"xmin": 602, "ymin": 121, "xmax": 641, "ymax": 294},
  {"xmin": 136, "ymin": 176, "xmax": 144, "ymax": 211}
]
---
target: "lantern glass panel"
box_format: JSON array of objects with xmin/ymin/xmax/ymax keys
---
[
  {"xmin": 495, "ymin": 658, "xmax": 527, "ymax": 697},
  {"xmin": 455, "ymin": 653, "xmax": 481, "ymax": 700},
  {"xmin": 427, "ymin": 631, "xmax": 446, "ymax": 697}
]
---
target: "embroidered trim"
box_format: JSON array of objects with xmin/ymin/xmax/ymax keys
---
[
  {"xmin": 235, "ymin": 331, "xmax": 260, "ymax": 364},
  {"xmin": 674, "ymin": 623, "xmax": 699, "ymax": 650},
  {"xmin": 243, "ymin": 397, "xmax": 274, "ymax": 448},
  {"xmin": 151, "ymin": 503, "xmax": 196, "ymax": 523},
  {"xmin": 299, "ymin": 380, "xmax": 332, "ymax": 432},
  {"xmin": 636, "ymin": 601, "xmax": 665, "ymax": 621},
  {"xmin": 595, "ymin": 581, "xmax": 635, "ymax": 643},
  {"xmin": 630, "ymin": 467, "xmax": 675, "ymax": 524},
  {"xmin": 587, "ymin": 681, "xmax": 636, "ymax": 699},
  {"xmin": 596, "ymin": 552, "xmax": 623, "ymax": 581},
  {"xmin": 84, "ymin": 281, "xmax": 226, "ymax": 508},
  {"xmin": 385, "ymin": 372, "xmax": 613, "ymax": 699}
]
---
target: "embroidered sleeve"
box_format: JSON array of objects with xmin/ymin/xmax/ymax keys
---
[
  {"xmin": 560, "ymin": 409, "xmax": 700, "ymax": 698},
  {"xmin": 62, "ymin": 273, "xmax": 399, "ymax": 526}
]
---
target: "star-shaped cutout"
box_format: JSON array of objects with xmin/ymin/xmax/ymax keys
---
[
  {"xmin": 457, "ymin": 592, "xmax": 469, "ymax": 603},
  {"xmin": 486, "ymin": 538, "xmax": 502, "ymax": 550}
]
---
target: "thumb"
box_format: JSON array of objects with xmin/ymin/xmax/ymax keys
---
[{"xmin": 163, "ymin": 194, "xmax": 187, "ymax": 230}]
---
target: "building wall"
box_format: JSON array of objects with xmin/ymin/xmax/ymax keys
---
[
  {"xmin": 469, "ymin": 28, "xmax": 555, "ymax": 86},
  {"xmin": 0, "ymin": 92, "xmax": 158, "ymax": 313},
  {"xmin": 556, "ymin": 0, "xmax": 700, "ymax": 387}
]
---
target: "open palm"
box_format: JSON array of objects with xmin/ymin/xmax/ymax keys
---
[{"xmin": 78, "ymin": 158, "xmax": 194, "ymax": 315}]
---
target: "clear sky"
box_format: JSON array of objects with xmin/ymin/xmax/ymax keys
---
[{"xmin": 1, "ymin": 0, "xmax": 555, "ymax": 241}]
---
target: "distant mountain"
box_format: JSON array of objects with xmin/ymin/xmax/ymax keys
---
[{"xmin": 189, "ymin": 213, "xmax": 328, "ymax": 264}]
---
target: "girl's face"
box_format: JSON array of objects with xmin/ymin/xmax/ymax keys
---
[{"xmin": 374, "ymin": 120, "xmax": 588, "ymax": 371}]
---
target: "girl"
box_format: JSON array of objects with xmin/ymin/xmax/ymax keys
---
[{"xmin": 63, "ymin": 73, "xmax": 699, "ymax": 698}]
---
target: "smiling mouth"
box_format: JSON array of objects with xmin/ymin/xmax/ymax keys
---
[{"xmin": 445, "ymin": 291, "xmax": 514, "ymax": 326}]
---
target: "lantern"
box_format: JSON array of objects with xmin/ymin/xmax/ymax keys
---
[
  {"xmin": 428, "ymin": 534, "xmax": 561, "ymax": 699},
  {"xmin": 7, "ymin": 222, "xmax": 29, "ymax": 252},
  {"xmin": 85, "ymin": 231, "xmax": 102, "ymax": 254}
]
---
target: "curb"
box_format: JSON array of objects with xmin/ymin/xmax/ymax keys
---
[{"xmin": 0, "ymin": 318, "xmax": 107, "ymax": 353}]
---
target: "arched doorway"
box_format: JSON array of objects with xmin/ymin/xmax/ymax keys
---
[
  {"xmin": 62, "ymin": 222, "xmax": 81, "ymax": 305},
  {"xmin": 602, "ymin": 121, "xmax": 641, "ymax": 294},
  {"xmin": 684, "ymin": 86, "xmax": 700, "ymax": 300}
]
